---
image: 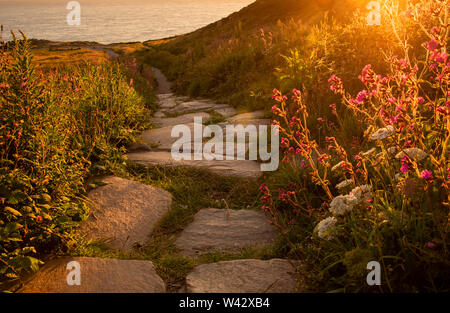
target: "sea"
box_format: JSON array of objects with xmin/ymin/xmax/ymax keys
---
[{"xmin": 0, "ymin": 0, "xmax": 253, "ymax": 44}]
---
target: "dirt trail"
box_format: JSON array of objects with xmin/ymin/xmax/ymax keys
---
[{"xmin": 151, "ymin": 67, "xmax": 172, "ymax": 94}]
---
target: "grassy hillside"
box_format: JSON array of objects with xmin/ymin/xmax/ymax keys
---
[{"xmin": 137, "ymin": 0, "xmax": 413, "ymax": 114}]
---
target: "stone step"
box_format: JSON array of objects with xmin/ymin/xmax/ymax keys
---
[
  {"xmin": 175, "ymin": 208, "xmax": 277, "ymax": 256},
  {"xmin": 18, "ymin": 257, "xmax": 165, "ymax": 293},
  {"xmin": 185, "ymin": 259, "xmax": 299, "ymax": 293},
  {"xmin": 227, "ymin": 110, "xmax": 266, "ymax": 124},
  {"xmin": 81, "ymin": 176, "xmax": 172, "ymax": 250},
  {"xmin": 214, "ymin": 106, "xmax": 237, "ymax": 118},
  {"xmin": 126, "ymin": 151, "xmax": 263, "ymax": 178},
  {"xmin": 152, "ymin": 112, "xmax": 211, "ymax": 128},
  {"xmin": 164, "ymin": 100, "xmax": 229, "ymax": 115},
  {"xmin": 141, "ymin": 123, "xmax": 196, "ymax": 151}
]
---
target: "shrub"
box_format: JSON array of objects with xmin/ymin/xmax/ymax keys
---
[
  {"xmin": 0, "ymin": 33, "xmax": 151, "ymax": 287},
  {"xmin": 262, "ymin": 0, "xmax": 449, "ymax": 292}
]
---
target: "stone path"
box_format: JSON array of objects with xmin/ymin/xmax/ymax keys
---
[
  {"xmin": 19, "ymin": 68, "xmax": 301, "ymax": 294},
  {"xmin": 126, "ymin": 89, "xmax": 268, "ymax": 178}
]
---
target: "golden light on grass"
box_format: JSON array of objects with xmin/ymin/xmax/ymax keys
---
[{"xmin": 32, "ymin": 48, "xmax": 108, "ymax": 68}]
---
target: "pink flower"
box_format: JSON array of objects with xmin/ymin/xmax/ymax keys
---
[
  {"xmin": 404, "ymin": 9, "xmax": 413, "ymax": 18},
  {"xmin": 129, "ymin": 78, "xmax": 134, "ymax": 86},
  {"xmin": 420, "ymin": 170, "xmax": 433, "ymax": 180},
  {"xmin": 354, "ymin": 90, "xmax": 369, "ymax": 104},
  {"xmin": 427, "ymin": 242, "xmax": 436, "ymax": 248},
  {"xmin": 427, "ymin": 39, "xmax": 439, "ymax": 51},
  {"xmin": 431, "ymin": 51, "xmax": 447, "ymax": 63},
  {"xmin": 400, "ymin": 163, "xmax": 410, "ymax": 173}
]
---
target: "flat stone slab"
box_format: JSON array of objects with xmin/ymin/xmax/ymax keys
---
[
  {"xmin": 141, "ymin": 123, "xmax": 196, "ymax": 151},
  {"xmin": 158, "ymin": 93, "xmax": 178, "ymax": 109},
  {"xmin": 215, "ymin": 106, "xmax": 237, "ymax": 118},
  {"xmin": 186, "ymin": 259, "xmax": 298, "ymax": 293},
  {"xmin": 152, "ymin": 112, "xmax": 211, "ymax": 128},
  {"xmin": 18, "ymin": 257, "xmax": 165, "ymax": 293},
  {"xmin": 126, "ymin": 151, "xmax": 262, "ymax": 178},
  {"xmin": 153, "ymin": 111, "xmax": 166, "ymax": 118},
  {"xmin": 227, "ymin": 111, "xmax": 266, "ymax": 124},
  {"xmin": 165, "ymin": 100, "xmax": 228, "ymax": 115},
  {"xmin": 175, "ymin": 209, "xmax": 277, "ymax": 256},
  {"xmin": 82, "ymin": 176, "xmax": 172, "ymax": 250}
]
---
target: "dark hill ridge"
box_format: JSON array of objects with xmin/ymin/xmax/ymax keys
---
[{"xmin": 146, "ymin": 0, "xmax": 375, "ymax": 45}]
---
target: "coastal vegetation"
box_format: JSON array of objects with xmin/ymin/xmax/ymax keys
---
[
  {"xmin": 0, "ymin": 0, "xmax": 448, "ymax": 292},
  {"xmin": 138, "ymin": 0, "xmax": 449, "ymax": 292},
  {"xmin": 0, "ymin": 33, "xmax": 154, "ymax": 287}
]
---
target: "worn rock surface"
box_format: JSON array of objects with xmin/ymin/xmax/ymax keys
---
[
  {"xmin": 140, "ymin": 123, "xmax": 196, "ymax": 151},
  {"xmin": 215, "ymin": 106, "xmax": 237, "ymax": 118},
  {"xmin": 165, "ymin": 100, "xmax": 229, "ymax": 115},
  {"xmin": 186, "ymin": 259, "xmax": 298, "ymax": 293},
  {"xmin": 175, "ymin": 209, "xmax": 277, "ymax": 256},
  {"xmin": 19, "ymin": 257, "xmax": 165, "ymax": 293},
  {"xmin": 127, "ymin": 151, "xmax": 262, "ymax": 178},
  {"xmin": 227, "ymin": 111, "xmax": 265, "ymax": 124},
  {"xmin": 152, "ymin": 112, "xmax": 211, "ymax": 128},
  {"xmin": 82, "ymin": 176, "xmax": 172, "ymax": 250},
  {"xmin": 153, "ymin": 111, "xmax": 166, "ymax": 118}
]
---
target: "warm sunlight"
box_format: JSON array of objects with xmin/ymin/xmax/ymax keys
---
[{"xmin": 0, "ymin": 0, "xmax": 448, "ymax": 304}]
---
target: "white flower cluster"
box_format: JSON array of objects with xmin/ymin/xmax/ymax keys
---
[
  {"xmin": 361, "ymin": 147, "xmax": 377, "ymax": 157},
  {"xmin": 350, "ymin": 185, "xmax": 373, "ymax": 202},
  {"xmin": 336, "ymin": 179, "xmax": 354, "ymax": 190},
  {"xmin": 316, "ymin": 216, "xmax": 337, "ymax": 239},
  {"xmin": 369, "ymin": 125, "xmax": 395, "ymax": 141},
  {"xmin": 395, "ymin": 148, "xmax": 428, "ymax": 161},
  {"xmin": 387, "ymin": 147, "xmax": 397, "ymax": 155},
  {"xmin": 329, "ymin": 185, "xmax": 373, "ymax": 216},
  {"xmin": 331, "ymin": 161, "xmax": 345, "ymax": 172}
]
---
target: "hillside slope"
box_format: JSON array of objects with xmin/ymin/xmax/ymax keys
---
[{"xmin": 137, "ymin": 0, "xmax": 413, "ymax": 112}]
